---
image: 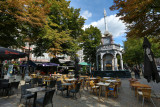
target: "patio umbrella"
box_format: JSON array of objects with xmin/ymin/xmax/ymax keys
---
[
  {"xmin": 20, "ymin": 60, "xmax": 37, "ymax": 67},
  {"xmin": 0, "ymin": 46, "xmax": 27, "ymax": 60},
  {"xmin": 41, "ymin": 63, "xmax": 59, "ymax": 66},
  {"xmin": 143, "ymin": 37, "xmax": 160, "ymax": 83},
  {"xmin": 79, "ymin": 62, "xmax": 91, "ymax": 66}
]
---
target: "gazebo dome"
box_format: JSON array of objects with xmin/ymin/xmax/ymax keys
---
[{"xmin": 104, "ymin": 30, "xmax": 112, "ymax": 37}]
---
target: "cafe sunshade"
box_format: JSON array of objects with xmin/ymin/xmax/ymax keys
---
[
  {"xmin": 0, "ymin": 46, "xmax": 27, "ymax": 60},
  {"xmin": 143, "ymin": 37, "xmax": 160, "ymax": 83},
  {"xmin": 41, "ymin": 63, "xmax": 59, "ymax": 66},
  {"xmin": 79, "ymin": 62, "xmax": 91, "ymax": 66},
  {"xmin": 20, "ymin": 60, "xmax": 37, "ymax": 67}
]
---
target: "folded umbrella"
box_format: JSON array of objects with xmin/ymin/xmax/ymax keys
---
[{"xmin": 143, "ymin": 37, "xmax": 160, "ymax": 83}]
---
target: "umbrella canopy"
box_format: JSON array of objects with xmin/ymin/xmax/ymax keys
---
[
  {"xmin": 0, "ymin": 46, "xmax": 27, "ymax": 60},
  {"xmin": 20, "ymin": 60, "xmax": 37, "ymax": 67},
  {"xmin": 41, "ymin": 63, "xmax": 59, "ymax": 66},
  {"xmin": 79, "ymin": 62, "xmax": 91, "ymax": 66},
  {"xmin": 143, "ymin": 37, "xmax": 160, "ymax": 83}
]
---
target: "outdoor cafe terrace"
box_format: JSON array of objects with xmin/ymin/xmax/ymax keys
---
[{"xmin": 0, "ymin": 73, "xmax": 160, "ymax": 107}]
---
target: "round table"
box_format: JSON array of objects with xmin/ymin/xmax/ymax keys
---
[{"xmin": 62, "ymin": 83, "xmax": 73, "ymax": 98}]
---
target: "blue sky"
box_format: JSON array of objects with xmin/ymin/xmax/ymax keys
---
[{"xmin": 68, "ymin": 0, "xmax": 126, "ymax": 46}]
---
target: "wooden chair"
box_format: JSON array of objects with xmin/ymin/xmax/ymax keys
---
[
  {"xmin": 105, "ymin": 83, "xmax": 118, "ymax": 98},
  {"xmin": 137, "ymin": 88, "xmax": 156, "ymax": 107},
  {"xmin": 84, "ymin": 79, "xmax": 90, "ymax": 90},
  {"xmin": 96, "ymin": 76, "xmax": 101, "ymax": 82},
  {"xmin": 115, "ymin": 81, "xmax": 121, "ymax": 93},
  {"xmin": 89, "ymin": 81, "xmax": 99, "ymax": 96}
]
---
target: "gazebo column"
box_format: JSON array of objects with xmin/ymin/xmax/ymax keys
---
[
  {"xmin": 114, "ymin": 54, "xmax": 118, "ymax": 71},
  {"xmin": 120, "ymin": 54, "xmax": 124, "ymax": 70},
  {"xmin": 100, "ymin": 54, "xmax": 103, "ymax": 71},
  {"xmin": 96, "ymin": 54, "xmax": 99, "ymax": 70}
]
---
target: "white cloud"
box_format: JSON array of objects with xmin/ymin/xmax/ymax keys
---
[
  {"xmin": 83, "ymin": 14, "xmax": 126, "ymax": 38},
  {"xmin": 81, "ymin": 10, "xmax": 92, "ymax": 19}
]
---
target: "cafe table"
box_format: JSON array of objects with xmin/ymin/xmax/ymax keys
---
[
  {"xmin": 65, "ymin": 78, "xmax": 77, "ymax": 82},
  {"xmin": 79, "ymin": 76, "xmax": 89, "ymax": 89},
  {"xmin": 131, "ymin": 83, "xmax": 151, "ymax": 97},
  {"xmin": 26, "ymin": 87, "xmax": 45, "ymax": 107},
  {"xmin": 62, "ymin": 83, "xmax": 73, "ymax": 98},
  {"xmin": 106, "ymin": 80, "xmax": 117, "ymax": 83},
  {"xmin": 103, "ymin": 77, "xmax": 111, "ymax": 79},
  {"xmin": 96, "ymin": 82, "xmax": 110, "ymax": 100},
  {"xmin": 52, "ymin": 74, "xmax": 62, "ymax": 76}
]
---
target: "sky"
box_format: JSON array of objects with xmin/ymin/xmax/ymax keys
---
[{"xmin": 68, "ymin": 0, "xmax": 127, "ymax": 46}]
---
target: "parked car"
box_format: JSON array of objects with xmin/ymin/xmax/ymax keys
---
[{"xmin": 157, "ymin": 66, "xmax": 160, "ymax": 72}]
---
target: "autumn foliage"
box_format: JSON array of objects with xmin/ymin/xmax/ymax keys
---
[
  {"xmin": 110, "ymin": 0, "xmax": 160, "ymax": 39},
  {"xmin": 0, "ymin": 0, "xmax": 50, "ymax": 27}
]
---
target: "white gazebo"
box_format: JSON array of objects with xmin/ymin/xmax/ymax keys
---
[{"xmin": 96, "ymin": 9, "xmax": 124, "ymax": 71}]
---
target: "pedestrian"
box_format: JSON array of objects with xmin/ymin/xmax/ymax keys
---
[
  {"xmin": 136, "ymin": 67, "xmax": 141, "ymax": 79},
  {"xmin": 133, "ymin": 66, "xmax": 139, "ymax": 79}
]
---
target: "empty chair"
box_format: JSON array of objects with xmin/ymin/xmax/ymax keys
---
[
  {"xmin": 89, "ymin": 80, "xmax": 99, "ymax": 96},
  {"xmin": 0, "ymin": 79, "xmax": 9, "ymax": 96},
  {"xmin": 69, "ymin": 83, "xmax": 81, "ymax": 99},
  {"xmin": 31, "ymin": 78, "xmax": 38, "ymax": 87},
  {"xmin": 56, "ymin": 81, "xmax": 67, "ymax": 96},
  {"xmin": 20, "ymin": 84, "xmax": 35, "ymax": 106},
  {"xmin": 47, "ymin": 80, "xmax": 56, "ymax": 90},
  {"xmin": 38, "ymin": 78, "xmax": 46, "ymax": 87},
  {"xmin": 11, "ymin": 81, "xmax": 20, "ymax": 95},
  {"xmin": 36, "ymin": 89, "xmax": 55, "ymax": 107},
  {"xmin": 137, "ymin": 88, "xmax": 156, "ymax": 107},
  {"xmin": 6, "ymin": 81, "xmax": 20, "ymax": 96},
  {"xmin": 105, "ymin": 83, "xmax": 118, "ymax": 98}
]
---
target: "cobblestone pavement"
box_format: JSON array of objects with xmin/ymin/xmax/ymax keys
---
[{"xmin": 0, "ymin": 77, "xmax": 160, "ymax": 107}]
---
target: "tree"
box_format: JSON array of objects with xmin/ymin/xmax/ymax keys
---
[
  {"xmin": 123, "ymin": 37, "xmax": 144, "ymax": 67},
  {"xmin": 123, "ymin": 37, "xmax": 160, "ymax": 67},
  {"xmin": 33, "ymin": 0, "xmax": 85, "ymax": 58},
  {"xmin": 80, "ymin": 25, "xmax": 101, "ymax": 66},
  {"xmin": 0, "ymin": 0, "xmax": 50, "ymax": 47},
  {"xmin": 110, "ymin": 0, "xmax": 160, "ymax": 39}
]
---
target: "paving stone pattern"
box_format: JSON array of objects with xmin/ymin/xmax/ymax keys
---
[{"xmin": 0, "ymin": 77, "xmax": 160, "ymax": 107}]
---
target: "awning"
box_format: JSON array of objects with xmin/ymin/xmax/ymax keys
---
[{"xmin": 0, "ymin": 46, "xmax": 27, "ymax": 60}]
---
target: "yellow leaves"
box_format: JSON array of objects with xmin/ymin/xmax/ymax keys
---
[
  {"xmin": 110, "ymin": 0, "xmax": 160, "ymax": 39},
  {"xmin": 0, "ymin": 0, "xmax": 50, "ymax": 27}
]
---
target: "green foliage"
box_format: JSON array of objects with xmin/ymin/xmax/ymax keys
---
[
  {"xmin": 80, "ymin": 25, "xmax": 101, "ymax": 66},
  {"xmin": 123, "ymin": 37, "xmax": 160, "ymax": 67},
  {"xmin": 0, "ymin": 0, "xmax": 50, "ymax": 47},
  {"xmin": 123, "ymin": 38, "xmax": 144, "ymax": 66},
  {"xmin": 33, "ymin": 0, "xmax": 85, "ymax": 57},
  {"xmin": 0, "ymin": 0, "xmax": 85, "ymax": 60}
]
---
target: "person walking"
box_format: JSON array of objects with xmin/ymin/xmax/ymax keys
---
[
  {"xmin": 133, "ymin": 66, "xmax": 139, "ymax": 79},
  {"xmin": 136, "ymin": 67, "xmax": 141, "ymax": 79}
]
